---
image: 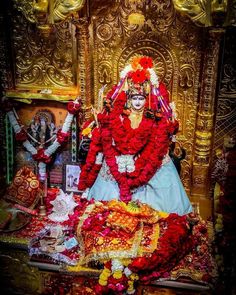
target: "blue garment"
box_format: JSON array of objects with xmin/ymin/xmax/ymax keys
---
[{"xmin": 86, "ymin": 159, "xmax": 192, "ymax": 216}]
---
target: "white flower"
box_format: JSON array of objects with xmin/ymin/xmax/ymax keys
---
[
  {"xmin": 124, "ymin": 267, "xmax": 132, "ymax": 277},
  {"xmin": 148, "ymin": 68, "xmax": 159, "ymax": 86},
  {"xmin": 38, "ymin": 162, "xmax": 47, "ymax": 180},
  {"xmin": 45, "ymin": 141, "xmax": 60, "ymax": 156},
  {"xmin": 95, "ymin": 152, "xmax": 103, "ymax": 165},
  {"xmin": 169, "ymin": 102, "xmax": 177, "ymax": 119},
  {"xmin": 7, "ymin": 111, "xmax": 21, "ymax": 133},
  {"xmin": 23, "ymin": 140, "xmax": 37, "ymax": 155},
  {"xmin": 116, "ymin": 155, "xmax": 135, "ymax": 173},
  {"xmin": 111, "ymin": 259, "xmax": 124, "ymax": 272},
  {"xmin": 120, "ymin": 64, "xmax": 132, "ymax": 79},
  {"xmin": 62, "ymin": 113, "xmax": 74, "ymax": 133},
  {"xmin": 81, "ymin": 188, "xmax": 90, "ymax": 199},
  {"xmin": 48, "ymin": 189, "xmax": 77, "ymax": 222}
]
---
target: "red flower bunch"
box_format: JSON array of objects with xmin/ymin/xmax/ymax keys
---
[
  {"xmin": 67, "ymin": 99, "xmax": 82, "ymax": 115},
  {"xmin": 78, "ymin": 127, "xmax": 103, "ymax": 191},
  {"xmin": 57, "ymin": 129, "xmax": 70, "ymax": 144},
  {"xmin": 129, "ymin": 214, "xmax": 194, "ymax": 282},
  {"xmin": 129, "ymin": 69, "xmax": 150, "ymax": 84},
  {"xmin": 94, "ymin": 275, "xmax": 128, "ymax": 295},
  {"xmin": 32, "ymin": 148, "xmax": 52, "ymax": 164},
  {"xmin": 139, "ymin": 56, "xmax": 153, "ymax": 69}
]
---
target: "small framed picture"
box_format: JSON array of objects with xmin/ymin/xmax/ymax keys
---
[{"xmin": 63, "ymin": 163, "xmax": 81, "ymax": 193}]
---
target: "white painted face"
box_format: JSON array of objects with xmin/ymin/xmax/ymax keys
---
[{"xmin": 130, "ymin": 95, "xmax": 146, "ymax": 110}]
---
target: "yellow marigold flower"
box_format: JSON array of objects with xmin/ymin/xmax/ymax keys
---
[
  {"xmin": 82, "ymin": 127, "xmax": 92, "ymax": 136},
  {"xmin": 98, "ymin": 279, "xmax": 108, "ymax": 286},
  {"xmin": 113, "ymin": 270, "xmax": 123, "ymax": 279},
  {"xmin": 97, "ymin": 237, "xmax": 104, "ymax": 245},
  {"xmin": 122, "ymin": 258, "xmax": 132, "ymax": 266},
  {"xmin": 128, "ymin": 280, "xmax": 134, "ymax": 286},
  {"xmin": 111, "ymin": 238, "xmax": 120, "ymax": 245},
  {"xmin": 158, "ymin": 211, "xmax": 169, "ymax": 218},
  {"xmin": 130, "ymin": 273, "xmax": 139, "ymax": 280},
  {"xmin": 100, "ymin": 273, "xmax": 109, "ymax": 280},
  {"xmin": 127, "ymin": 286, "xmax": 134, "ymax": 292},
  {"xmin": 103, "ymin": 268, "xmax": 111, "ymax": 275}
]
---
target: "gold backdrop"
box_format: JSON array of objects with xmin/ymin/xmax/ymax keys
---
[
  {"xmin": 2, "ymin": 0, "xmax": 232, "ymax": 219},
  {"xmin": 89, "ymin": 0, "xmax": 203, "ymax": 198}
]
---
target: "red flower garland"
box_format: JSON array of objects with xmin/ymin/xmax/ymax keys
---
[
  {"xmin": 57, "ymin": 129, "xmax": 70, "ymax": 145},
  {"xmin": 78, "ymin": 127, "xmax": 103, "ymax": 190},
  {"xmin": 78, "ymin": 90, "xmax": 173, "ymax": 202},
  {"xmin": 32, "ymin": 148, "xmax": 52, "ymax": 163},
  {"xmin": 67, "ymin": 100, "xmax": 82, "ymax": 115}
]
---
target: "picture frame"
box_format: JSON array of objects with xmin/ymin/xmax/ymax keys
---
[{"xmin": 63, "ymin": 163, "xmax": 81, "ymax": 193}]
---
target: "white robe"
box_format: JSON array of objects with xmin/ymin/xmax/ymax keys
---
[{"xmin": 83, "ymin": 156, "xmax": 192, "ymax": 216}]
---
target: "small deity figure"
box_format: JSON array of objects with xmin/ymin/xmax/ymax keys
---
[
  {"xmin": 28, "ymin": 112, "xmax": 57, "ymax": 148},
  {"xmin": 78, "ymin": 56, "xmax": 192, "ymax": 216}
]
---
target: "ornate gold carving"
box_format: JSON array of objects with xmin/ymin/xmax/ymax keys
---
[
  {"xmin": 9, "ymin": 13, "xmax": 79, "ymax": 97},
  {"xmin": 98, "ymin": 62, "xmax": 112, "ymax": 85},
  {"xmin": 219, "ymin": 34, "xmax": 236, "ymax": 97},
  {"xmin": 213, "ymin": 30, "xmax": 236, "ymax": 164},
  {"xmin": 72, "ymin": 17, "xmax": 93, "ymax": 119},
  {"xmin": 173, "ymin": 0, "xmax": 228, "ymax": 27},
  {"xmin": 225, "ymin": 0, "xmax": 236, "ymax": 26},
  {"xmin": 14, "ymin": 0, "xmax": 85, "ymax": 29},
  {"xmin": 91, "ymin": 0, "xmax": 202, "ymax": 194},
  {"xmin": 117, "ymin": 41, "xmax": 176, "ymax": 86},
  {"xmin": 179, "ymin": 65, "xmax": 194, "ymax": 89},
  {"xmin": 134, "ymin": 0, "xmax": 176, "ymax": 32},
  {"xmin": 192, "ymin": 29, "xmax": 224, "ymax": 197}
]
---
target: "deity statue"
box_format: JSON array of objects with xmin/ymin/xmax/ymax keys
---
[
  {"xmin": 78, "ymin": 56, "xmax": 192, "ymax": 216},
  {"xmin": 28, "ymin": 111, "xmax": 57, "ymax": 148}
]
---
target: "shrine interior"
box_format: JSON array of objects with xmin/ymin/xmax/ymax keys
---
[{"xmin": 0, "ymin": 0, "xmax": 235, "ymax": 295}]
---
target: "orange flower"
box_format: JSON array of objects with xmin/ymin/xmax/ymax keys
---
[
  {"xmin": 139, "ymin": 56, "xmax": 153, "ymax": 69},
  {"xmin": 131, "ymin": 56, "xmax": 141, "ymax": 70}
]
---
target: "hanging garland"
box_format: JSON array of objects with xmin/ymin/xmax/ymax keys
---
[
  {"xmin": 78, "ymin": 91, "xmax": 171, "ymax": 202},
  {"xmin": 7, "ymin": 99, "xmax": 82, "ymax": 181},
  {"xmin": 78, "ymin": 56, "xmax": 179, "ymax": 202}
]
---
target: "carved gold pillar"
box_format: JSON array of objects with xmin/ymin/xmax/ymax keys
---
[
  {"xmin": 192, "ymin": 28, "xmax": 225, "ymax": 198},
  {"xmin": 73, "ymin": 17, "xmax": 92, "ymax": 119}
]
